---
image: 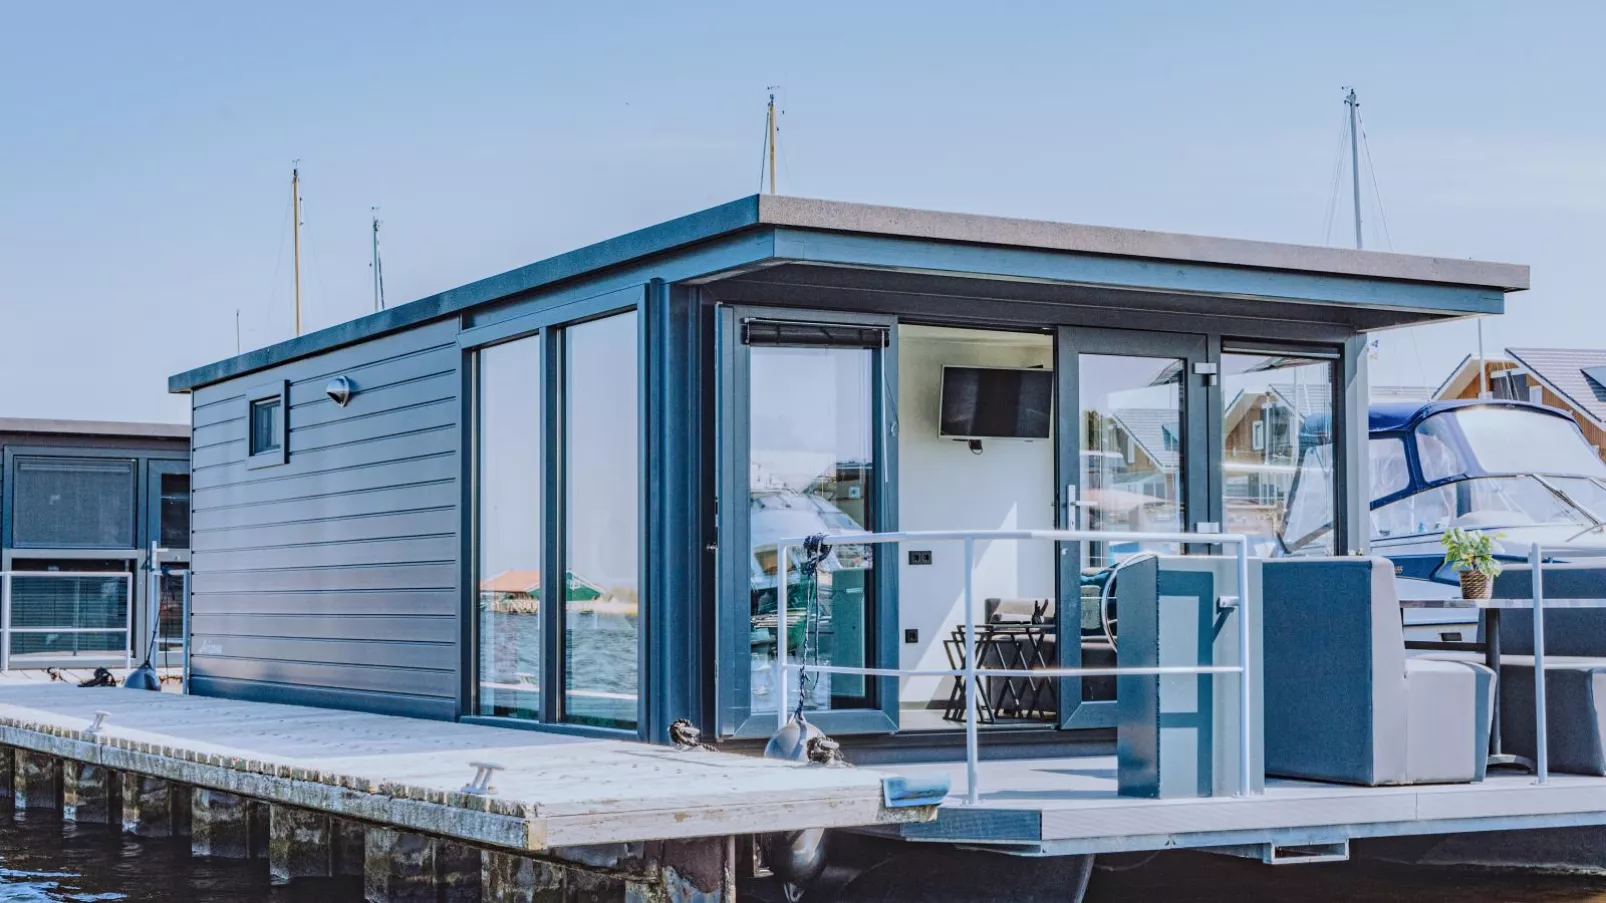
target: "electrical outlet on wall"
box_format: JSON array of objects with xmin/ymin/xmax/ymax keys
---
[
  {"xmin": 908, "ymin": 550, "xmax": 933, "ymax": 565},
  {"xmin": 904, "ymin": 629, "xmax": 919, "ymax": 644}
]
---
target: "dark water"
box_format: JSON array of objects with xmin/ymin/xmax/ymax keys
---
[
  {"xmin": 1085, "ymin": 851, "xmax": 1606, "ymax": 902},
  {"xmin": 0, "ymin": 804, "xmax": 361, "ymax": 902}
]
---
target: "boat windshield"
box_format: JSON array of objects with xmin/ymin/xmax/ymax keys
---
[
  {"xmin": 1544, "ymin": 475, "xmax": 1606, "ymax": 522},
  {"xmin": 1372, "ymin": 475, "xmax": 1595, "ymax": 540},
  {"xmin": 1416, "ymin": 407, "xmax": 1606, "ymax": 480}
]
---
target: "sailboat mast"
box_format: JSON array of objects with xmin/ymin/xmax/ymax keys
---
[
  {"xmin": 371, "ymin": 208, "xmax": 385, "ymax": 312},
  {"xmin": 292, "ymin": 163, "xmax": 303, "ymax": 336},
  {"xmin": 766, "ymin": 90, "xmax": 777, "ymax": 195},
  {"xmin": 1345, "ymin": 88, "xmax": 1362, "ymax": 250}
]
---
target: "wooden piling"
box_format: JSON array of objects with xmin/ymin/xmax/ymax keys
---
[
  {"xmin": 268, "ymin": 804, "xmax": 332, "ymax": 885},
  {"xmin": 192, "ymin": 789, "xmax": 257, "ymax": 859},
  {"xmin": 13, "ymin": 749, "xmax": 60, "ymax": 810},
  {"xmin": 63, "ymin": 760, "xmax": 119, "ymax": 824},
  {"xmin": 363, "ymin": 826, "xmax": 440, "ymax": 903},
  {"xmin": 121, "ymin": 773, "xmax": 187, "ymax": 837}
]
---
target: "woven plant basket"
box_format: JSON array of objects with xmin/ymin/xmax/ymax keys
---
[{"xmin": 1460, "ymin": 570, "xmax": 1493, "ymax": 600}]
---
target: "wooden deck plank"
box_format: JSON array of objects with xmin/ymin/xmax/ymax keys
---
[{"xmin": 0, "ymin": 684, "xmax": 933, "ymax": 851}]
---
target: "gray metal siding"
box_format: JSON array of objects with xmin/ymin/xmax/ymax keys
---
[{"xmin": 186, "ymin": 318, "xmax": 461, "ymax": 720}]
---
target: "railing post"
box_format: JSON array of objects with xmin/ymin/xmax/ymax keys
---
[
  {"xmin": 1235, "ymin": 538, "xmax": 1254, "ymax": 797},
  {"xmin": 1, "ymin": 572, "xmax": 10, "ymax": 674},
  {"xmin": 1531, "ymin": 542, "xmax": 1548, "ymax": 784},
  {"xmin": 125, "ymin": 572, "xmax": 136, "ymax": 671},
  {"xmin": 775, "ymin": 543, "xmax": 789, "ymax": 731},
  {"xmin": 181, "ymin": 570, "xmax": 192, "ymax": 693},
  {"xmin": 963, "ymin": 537, "xmax": 979, "ymax": 805}
]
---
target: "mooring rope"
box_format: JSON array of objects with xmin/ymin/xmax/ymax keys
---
[{"xmin": 792, "ymin": 532, "xmax": 833, "ymax": 723}]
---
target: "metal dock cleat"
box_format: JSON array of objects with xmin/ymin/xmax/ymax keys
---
[{"xmin": 461, "ymin": 761, "xmax": 504, "ymax": 795}]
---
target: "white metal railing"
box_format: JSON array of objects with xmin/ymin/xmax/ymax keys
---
[
  {"xmin": 1523, "ymin": 539, "xmax": 1606, "ymax": 786},
  {"xmin": 774, "ymin": 528, "xmax": 1255, "ymax": 805},
  {"xmin": 0, "ymin": 571, "xmax": 135, "ymax": 673}
]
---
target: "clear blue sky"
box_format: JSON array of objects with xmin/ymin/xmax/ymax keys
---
[{"xmin": 3, "ymin": 1, "xmax": 1601, "ymax": 422}]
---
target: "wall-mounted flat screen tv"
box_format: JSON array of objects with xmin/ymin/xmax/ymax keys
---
[{"xmin": 938, "ymin": 366, "xmax": 1053, "ymax": 439}]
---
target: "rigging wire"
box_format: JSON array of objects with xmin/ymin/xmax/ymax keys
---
[
  {"xmin": 1358, "ymin": 110, "xmax": 1394, "ymax": 251},
  {"xmin": 758, "ymin": 103, "xmax": 772, "ymax": 193},
  {"xmin": 1321, "ymin": 106, "xmax": 1349, "ymax": 246},
  {"xmin": 263, "ymin": 186, "xmax": 293, "ymax": 343}
]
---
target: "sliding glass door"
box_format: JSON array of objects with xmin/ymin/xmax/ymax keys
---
[{"xmin": 718, "ymin": 308, "xmax": 899, "ymax": 738}]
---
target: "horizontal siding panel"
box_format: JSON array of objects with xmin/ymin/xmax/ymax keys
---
[
  {"xmin": 190, "ymin": 399, "xmax": 457, "ymax": 470},
  {"xmin": 193, "ymin": 388, "xmax": 247, "ymax": 426},
  {"xmin": 192, "ymin": 454, "xmax": 455, "ymax": 510},
  {"xmin": 190, "ymin": 349, "xmax": 456, "ymax": 442},
  {"xmin": 192, "ymin": 427, "xmax": 454, "ymax": 490},
  {"xmin": 290, "ymin": 397, "xmax": 456, "ymax": 453},
  {"xmin": 195, "ymin": 508, "xmax": 454, "ymax": 551},
  {"xmin": 287, "ymin": 345, "xmax": 457, "ymax": 408},
  {"xmin": 193, "ymin": 563, "xmax": 456, "ymax": 594},
  {"xmin": 192, "ymin": 481, "xmax": 456, "ymax": 530},
  {"xmin": 192, "ymin": 535, "xmax": 455, "ymax": 572},
  {"xmin": 189, "ymin": 656, "xmax": 454, "ymax": 698},
  {"xmin": 193, "ymin": 589, "xmax": 458, "ymax": 617},
  {"xmin": 277, "ymin": 319, "xmax": 459, "ymax": 387},
  {"xmin": 189, "ymin": 676, "xmax": 458, "ymax": 720},
  {"xmin": 191, "ymin": 613, "xmax": 453, "ymax": 643},
  {"xmin": 289, "ymin": 371, "xmax": 458, "ymax": 431},
  {"xmin": 191, "ymin": 635, "xmax": 456, "ymax": 670},
  {"xmin": 192, "ymin": 422, "xmax": 244, "ymax": 451}
]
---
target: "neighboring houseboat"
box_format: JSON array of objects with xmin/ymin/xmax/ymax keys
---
[{"xmin": 0, "ymin": 417, "xmax": 190, "ymax": 673}]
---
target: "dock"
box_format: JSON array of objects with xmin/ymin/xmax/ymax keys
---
[{"xmin": 0, "ymin": 685, "xmax": 936, "ymax": 900}]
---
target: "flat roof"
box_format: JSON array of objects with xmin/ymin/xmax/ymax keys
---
[
  {"xmin": 0, "ymin": 417, "xmax": 190, "ymax": 440},
  {"xmin": 170, "ymin": 194, "xmax": 1530, "ymax": 392}
]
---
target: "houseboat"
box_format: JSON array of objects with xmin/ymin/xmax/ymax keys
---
[
  {"xmin": 0, "ymin": 418, "xmax": 190, "ymax": 676},
  {"xmin": 166, "ymin": 195, "xmax": 1606, "ymax": 900}
]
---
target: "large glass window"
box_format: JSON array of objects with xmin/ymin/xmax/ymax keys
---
[
  {"xmin": 159, "ymin": 473, "xmax": 191, "ymax": 549},
  {"xmin": 1221, "ymin": 354, "xmax": 1336, "ymax": 556},
  {"xmin": 12, "ymin": 457, "xmax": 137, "ymax": 548},
  {"xmin": 1079, "ymin": 354, "xmax": 1185, "ymax": 567},
  {"xmin": 748, "ymin": 343, "xmax": 876, "ymax": 717},
  {"xmin": 476, "ymin": 336, "xmax": 544, "ymax": 719},
  {"xmin": 563, "ymin": 313, "xmax": 640, "ymax": 730}
]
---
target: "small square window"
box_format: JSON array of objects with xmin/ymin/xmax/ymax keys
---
[
  {"xmin": 250, "ymin": 398, "xmax": 282, "ymax": 455},
  {"xmin": 246, "ymin": 381, "xmax": 288, "ymax": 468}
]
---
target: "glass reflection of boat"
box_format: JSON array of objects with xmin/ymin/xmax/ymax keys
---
[
  {"xmin": 1285, "ymin": 399, "xmax": 1606, "ymax": 637},
  {"xmin": 748, "ymin": 489, "xmax": 872, "ymax": 709},
  {"xmin": 749, "ymin": 489, "xmax": 871, "ymax": 611}
]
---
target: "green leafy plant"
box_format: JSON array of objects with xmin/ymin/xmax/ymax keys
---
[{"xmin": 1441, "ymin": 527, "xmax": 1503, "ymax": 578}]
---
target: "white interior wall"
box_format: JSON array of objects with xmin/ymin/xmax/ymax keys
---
[{"xmin": 896, "ymin": 326, "xmax": 1056, "ymax": 705}]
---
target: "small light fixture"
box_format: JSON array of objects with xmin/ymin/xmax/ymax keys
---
[{"xmin": 325, "ymin": 375, "xmax": 354, "ymax": 407}]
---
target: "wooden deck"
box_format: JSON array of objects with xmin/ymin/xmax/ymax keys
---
[
  {"xmin": 882, "ymin": 755, "xmax": 1606, "ymax": 855},
  {"xmin": 0, "ymin": 684, "xmax": 934, "ymax": 852}
]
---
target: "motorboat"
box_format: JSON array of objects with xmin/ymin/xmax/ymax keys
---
[{"xmin": 1285, "ymin": 399, "xmax": 1606, "ymax": 639}]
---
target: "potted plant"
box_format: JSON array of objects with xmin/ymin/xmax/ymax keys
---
[{"xmin": 1441, "ymin": 527, "xmax": 1503, "ymax": 600}]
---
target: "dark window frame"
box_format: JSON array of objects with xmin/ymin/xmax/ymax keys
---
[
  {"xmin": 461, "ymin": 289, "xmax": 648, "ymax": 741},
  {"xmin": 7, "ymin": 453, "xmax": 139, "ymax": 550},
  {"xmin": 246, "ymin": 380, "xmax": 289, "ymax": 469}
]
